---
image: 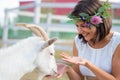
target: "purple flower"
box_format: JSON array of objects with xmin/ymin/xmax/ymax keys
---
[
  {"xmin": 80, "ymin": 16, "xmax": 85, "ymax": 21},
  {"xmin": 83, "ymin": 22, "xmax": 90, "ymax": 27},
  {"xmin": 90, "ymin": 16, "xmax": 103, "ymax": 25}
]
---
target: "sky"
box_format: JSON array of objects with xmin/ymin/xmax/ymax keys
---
[
  {"xmin": 0, "ymin": 0, "xmax": 19, "ymax": 26},
  {"xmin": 0, "ymin": 0, "xmax": 120, "ymax": 26}
]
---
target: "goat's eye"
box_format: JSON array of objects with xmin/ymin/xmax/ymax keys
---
[{"xmin": 50, "ymin": 53, "xmax": 53, "ymax": 56}]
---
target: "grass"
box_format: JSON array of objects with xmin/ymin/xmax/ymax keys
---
[{"xmin": 21, "ymin": 69, "xmax": 69, "ymax": 80}]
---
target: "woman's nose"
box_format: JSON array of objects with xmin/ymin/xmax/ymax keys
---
[{"xmin": 77, "ymin": 27, "xmax": 84, "ymax": 34}]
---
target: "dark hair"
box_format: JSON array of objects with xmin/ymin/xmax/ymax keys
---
[{"xmin": 70, "ymin": 0, "xmax": 112, "ymax": 43}]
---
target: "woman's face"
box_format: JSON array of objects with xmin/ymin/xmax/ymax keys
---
[{"xmin": 75, "ymin": 21, "xmax": 97, "ymax": 42}]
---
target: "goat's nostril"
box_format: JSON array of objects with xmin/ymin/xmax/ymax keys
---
[{"xmin": 52, "ymin": 69, "xmax": 57, "ymax": 74}]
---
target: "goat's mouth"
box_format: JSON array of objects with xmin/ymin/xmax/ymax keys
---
[
  {"xmin": 45, "ymin": 73, "xmax": 59, "ymax": 78},
  {"xmin": 45, "ymin": 74, "xmax": 55, "ymax": 78},
  {"xmin": 45, "ymin": 75, "xmax": 51, "ymax": 77}
]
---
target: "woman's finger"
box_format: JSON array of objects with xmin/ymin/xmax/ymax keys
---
[{"xmin": 60, "ymin": 52, "xmax": 71, "ymax": 59}]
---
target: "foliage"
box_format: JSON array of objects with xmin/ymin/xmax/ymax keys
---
[
  {"xmin": 0, "ymin": 26, "xmax": 2, "ymax": 38},
  {"xmin": 17, "ymin": 16, "xmax": 33, "ymax": 23},
  {"xmin": 8, "ymin": 29, "xmax": 32, "ymax": 39},
  {"xmin": 68, "ymin": 0, "xmax": 111, "ymax": 27},
  {"xmin": 50, "ymin": 32, "xmax": 77, "ymax": 39}
]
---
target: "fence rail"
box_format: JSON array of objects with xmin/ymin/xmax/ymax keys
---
[{"xmin": 2, "ymin": 2, "xmax": 120, "ymax": 48}]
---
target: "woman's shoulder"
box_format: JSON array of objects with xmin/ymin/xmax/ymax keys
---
[
  {"xmin": 111, "ymin": 32, "xmax": 120, "ymax": 45},
  {"xmin": 114, "ymin": 31, "xmax": 120, "ymax": 35},
  {"xmin": 113, "ymin": 32, "xmax": 120, "ymax": 38}
]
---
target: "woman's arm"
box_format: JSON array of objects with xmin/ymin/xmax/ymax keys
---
[
  {"xmin": 61, "ymin": 44, "xmax": 120, "ymax": 80},
  {"xmin": 112, "ymin": 44, "xmax": 120, "ymax": 80}
]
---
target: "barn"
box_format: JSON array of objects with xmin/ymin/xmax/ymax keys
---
[{"xmin": 19, "ymin": 0, "xmax": 120, "ymax": 18}]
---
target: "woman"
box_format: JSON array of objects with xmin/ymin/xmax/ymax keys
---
[{"xmin": 56, "ymin": 0, "xmax": 120, "ymax": 80}]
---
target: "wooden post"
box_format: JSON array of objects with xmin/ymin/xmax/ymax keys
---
[
  {"xmin": 2, "ymin": 9, "xmax": 9, "ymax": 48},
  {"xmin": 34, "ymin": 0, "xmax": 41, "ymax": 24}
]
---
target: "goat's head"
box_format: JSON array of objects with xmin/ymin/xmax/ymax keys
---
[
  {"xmin": 36, "ymin": 38, "xmax": 57, "ymax": 76},
  {"xmin": 16, "ymin": 23, "xmax": 57, "ymax": 78}
]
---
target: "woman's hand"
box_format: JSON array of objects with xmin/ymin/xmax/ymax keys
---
[
  {"xmin": 56, "ymin": 63, "xmax": 70, "ymax": 78},
  {"xmin": 60, "ymin": 52, "xmax": 88, "ymax": 66}
]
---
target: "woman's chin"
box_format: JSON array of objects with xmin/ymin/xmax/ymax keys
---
[
  {"xmin": 84, "ymin": 37, "xmax": 89, "ymax": 41},
  {"xmin": 85, "ymin": 37, "xmax": 92, "ymax": 42}
]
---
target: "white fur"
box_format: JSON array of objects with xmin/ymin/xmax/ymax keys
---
[{"xmin": 0, "ymin": 36, "xmax": 57, "ymax": 80}]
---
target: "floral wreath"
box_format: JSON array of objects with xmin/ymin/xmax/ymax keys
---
[{"xmin": 68, "ymin": 0, "xmax": 111, "ymax": 28}]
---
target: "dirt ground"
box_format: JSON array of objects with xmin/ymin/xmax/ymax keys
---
[{"xmin": 21, "ymin": 68, "xmax": 69, "ymax": 80}]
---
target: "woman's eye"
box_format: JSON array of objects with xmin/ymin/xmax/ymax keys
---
[
  {"xmin": 81, "ymin": 26, "xmax": 85, "ymax": 27},
  {"xmin": 76, "ymin": 25, "xmax": 79, "ymax": 28}
]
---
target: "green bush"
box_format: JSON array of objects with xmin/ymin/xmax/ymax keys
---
[
  {"xmin": 8, "ymin": 29, "xmax": 32, "ymax": 39},
  {"xmin": 0, "ymin": 27, "xmax": 77, "ymax": 40},
  {"xmin": 17, "ymin": 16, "xmax": 33, "ymax": 23},
  {"xmin": 50, "ymin": 32, "xmax": 77, "ymax": 39},
  {"xmin": 0, "ymin": 27, "xmax": 2, "ymax": 38}
]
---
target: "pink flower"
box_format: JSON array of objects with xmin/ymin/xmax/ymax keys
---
[{"xmin": 90, "ymin": 16, "xmax": 103, "ymax": 25}]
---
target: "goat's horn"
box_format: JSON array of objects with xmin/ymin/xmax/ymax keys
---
[{"xmin": 16, "ymin": 23, "xmax": 49, "ymax": 41}]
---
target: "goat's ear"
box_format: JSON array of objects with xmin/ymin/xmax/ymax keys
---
[{"xmin": 41, "ymin": 38, "xmax": 57, "ymax": 50}]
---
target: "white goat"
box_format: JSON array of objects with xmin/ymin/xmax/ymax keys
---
[{"xmin": 0, "ymin": 23, "xmax": 57, "ymax": 80}]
